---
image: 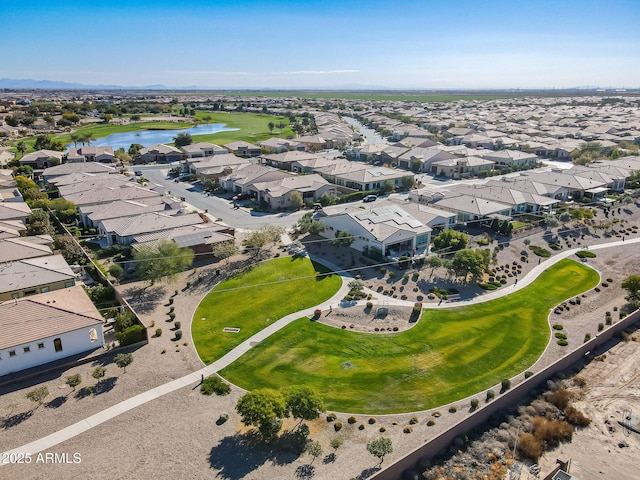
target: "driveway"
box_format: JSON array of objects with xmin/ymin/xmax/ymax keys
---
[{"xmin": 131, "ymin": 165, "xmax": 307, "ymax": 229}]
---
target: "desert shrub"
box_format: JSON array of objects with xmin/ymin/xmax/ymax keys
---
[
  {"xmin": 448, "ymin": 406, "xmax": 457, "ymax": 413},
  {"xmin": 529, "ymin": 245, "xmax": 551, "ymax": 257},
  {"xmin": 409, "ymin": 416, "xmax": 418, "ymax": 425},
  {"xmin": 524, "ymin": 371, "xmax": 534, "ymax": 379},
  {"xmin": 486, "ymin": 390, "xmax": 495, "ymax": 402},
  {"xmin": 412, "ymin": 272, "xmax": 419, "ymax": 280},
  {"xmin": 517, "ymin": 432, "xmax": 543, "ymax": 461},
  {"xmin": 326, "ymin": 413, "xmax": 337, "ymax": 422},
  {"xmin": 606, "ymin": 278, "xmax": 613, "ymax": 283},
  {"xmin": 470, "ymin": 399, "xmax": 479, "ymax": 410},
  {"xmin": 174, "ymin": 330, "xmax": 183, "ymax": 340},
  {"xmin": 368, "ymin": 417, "xmax": 376, "ymax": 424},
  {"xmin": 168, "ymin": 297, "xmax": 174, "ymax": 305},
  {"xmin": 348, "ymin": 416, "xmax": 357, "ymax": 424},
  {"xmin": 532, "ymin": 417, "xmax": 572, "ymax": 447},
  {"xmin": 427, "ymin": 419, "xmax": 435, "ymax": 426},
  {"xmin": 575, "ymin": 250, "xmax": 596, "ymax": 258},
  {"xmin": 598, "ymin": 323, "xmax": 604, "ymax": 331},
  {"xmin": 555, "ymin": 332, "xmax": 567, "ymax": 340},
  {"xmin": 169, "ymin": 312, "xmax": 176, "ymax": 320},
  {"xmin": 573, "ymin": 376, "xmax": 587, "ymax": 388},
  {"xmin": 584, "ymin": 333, "xmax": 591, "ymax": 342},
  {"xmin": 175, "ymin": 321, "xmax": 181, "ymax": 330},
  {"xmin": 334, "ymin": 421, "xmax": 343, "ymax": 431},
  {"xmin": 565, "ymin": 405, "xmax": 591, "ymax": 426},
  {"xmin": 403, "ymin": 426, "xmax": 413, "ymax": 433},
  {"xmin": 601, "ymin": 282, "xmax": 608, "ymax": 288},
  {"xmin": 557, "ymin": 339, "xmax": 569, "ymax": 346},
  {"xmin": 366, "ymin": 301, "xmax": 373, "ymax": 309},
  {"xmin": 546, "ymin": 388, "xmax": 570, "ymax": 410},
  {"xmin": 161, "ymin": 349, "xmax": 166, "ymax": 354},
  {"xmin": 500, "ymin": 379, "xmax": 511, "ymax": 393},
  {"xmin": 606, "ymin": 317, "xmax": 612, "ymax": 325},
  {"xmin": 155, "ymin": 328, "xmax": 162, "ymax": 337},
  {"xmin": 200, "ymin": 376, "xmax": 231, "ymax": 396},
  {"xmin": 358, "ymin": 424, "xmax": 365, "ymax": 430},
  {"xmin": 379, "ymin": 426, "xmax": 386, "ymax": 432},
  {"xmin": 552, "ymin": 324, "xmax": 563, "ymax": 330},
  {"xmin": 116, "ymin": 324, "xmax": 146, "ymax": 346}
]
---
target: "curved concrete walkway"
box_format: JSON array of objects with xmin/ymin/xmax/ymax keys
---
[{"xmin": 2, "ymin": 238, "xmax": 637, "ymax": 460}]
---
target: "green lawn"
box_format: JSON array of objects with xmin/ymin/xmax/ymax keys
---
[
  {"xmin": 188, "ymin": 111, "xmax": 293, "ymax": 145},
  {"xmin": 192, "ymin": 257, "xmax": 341, "ymax": 364},
  {"xmin": 219, "ymin": 259, "xmax": 599, "ymax": 414}
]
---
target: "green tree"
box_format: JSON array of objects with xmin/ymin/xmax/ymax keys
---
[
  {"xmin": 92, "ymin": 366, "xmax": 106, "ymax": 380},
  {"xmin": 379, "ymin": 179, "xmax": 395, "ymax": 194},
  {"xmin": 289, "ymin": 190, "xmax": 304, "ymax": 210},
  {"xmin": 425, "ymin": 255, "xmax": 444, "ymax": 279},
  {"xmin": 432, "ymin": 229, "xmax": 468, "ymax": 252},
  {"xmin": 108, "ymin": 263, "xmax": 124, "ymax": 280},
  {"xmin": 285, "ymin": 386, "xmax": 325, "ymax": 423},
  {"xmin": 54, "ymin": 235, "xmax": 87, "ymax": 266},
  {"xmin": 243, "ymin": 225, "xmax": 284, "ymax": 252},
  {"xmin": 48, "ymin": 198, "xmax": 78, "ymax": 223},
  {"xmin": 331, "ymin": 230, "xmax": 354, "ymax": 247},
  {"xmin": 449, "ymin": 248, "xmax": 491, "ymax": 282},
  {"xmin": 236, "ymin": 389, "xmax": 287, "ymax": 441},
  {"xmin": 307, "ymin": 441, "xmax": 322, "ymax": 463},
  {"xmin": 16, "ymin": 141, "xmax": 27, "ymax": 158},
  {"xmin": 128, "ymin": 143, "xmax": 143, "ymax": 157},
  {"xmin": 15, "ymin": 165, "xmax": 34, "ymax": 177},
  {"xmin": 296, "ymin": 212, "xmax": 325, "ymax": 235},
  {"xmin": 14, "ymin": 175, "xmax": 39, "ymax": 194},
  {"xmin": 410, "ymin": 159, "xmax": 422, "ymax": 173},
  {"xmin": 80, "ymin": 133, "xmax": 94, "ymax": 146},
  {"xmin": 211, "ymin": 241, "xmax": 239, "ymax": 265},
  {"xmin": 114, "ymin": 147, "xmax": 132, "ymax": 164},
  {"xmin": 621, "ymin": 275, "xmax": 640, "ymax": 306},
  {"xmin": 134, "ymin": 239, "xmax": 195, "ymax": 285},
  {"xmin": 114, "ymin": 353, "xmax": 133, "ymax": 373},
  {"xmin": 330, "ymin": 437, "xmax": 343, "ymax": 452},
  {"xmin": 66, "ymin": 374, "xmax": 82, "ymax": 391},
  {"xmin": 26, "ymin": 386, "xmax": 49, "ymax": 407},
  {"xmin": 174, "ymin": 132, "xmax": 193, "ymax": 148},
  {"xmin": 366, "ymin": 437, "xmax": 393, "ymax": 465},
  {"xmin": 26, "ymin": 209, "xmax": 54, "ymax": 235},
  {"xmin": 400, "ymin": 175, "xmax": 415, "ymax": 190},
  {"xmin": 268, "ymin": 121, "xmax": 275, "ymax": 133},
  {"xmin": 544, "ymin": 215, "xmax": 559, "ymax": 229}
]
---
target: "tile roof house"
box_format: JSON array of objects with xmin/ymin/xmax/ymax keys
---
[
  {"xmin": 430, "ymin": 156, "xmax": 495, "ymax": 179},
  {"xmin": 429, "ymin": 193, "xmax": 513, "ymax": 224},
  {"xmin": 181, "ymin": 142, "xmax": 227, "ymax": 158},
  {"xmin": 0, "ymin": 237, "xmax": 53, "ymax": 263},
  {"xmin": 185, "ymin": 153, "xmax": 250, "ymax": 179},
  {"xmin": 80, "ymin": 196, "xmax": 176, "ymax": 227},
  {"xmin": 0, "ymin": 201, "xmax": 31, "ymax": 222},
  {"xmin": 63, "ymin": 184, "xmax": 161, "ymax": 208},
  {"xmin": 0, "ymin": 219, "xmax": 27, "ymax": 239},
  {"xmin": 249, "ymin": 174, "xmax": 336, "ymax": 210},
  {"xmin": 313, "ymin": 160, "xmax": 411, "ymax": 191},
  {"xmin": 480, "ymin": 150, "xmax": 540, "ymax": 167},
  {"xmin": 19, "ymin": 149, "xmax": 64, "ymax": 170},
  {"xmin": 397, "ymin": 147, "xmax": 458, "ymax": 172},
  {"xmin": 42, "ymin": 162, "xmax": 117, "ymax": 181},
  {"xmin": 66, "ymin": 146, "xmax": 115, "ymax": 163},
  {"xmin": 263, "ymin": 151, "xmax": 320, "ymax": 172},
  {"xmin": 0, "ymin": 286, "xmax": 104, "ymax": 377},
  {"xmin": 315, "ymin": 203, "xmax": 432, "ymax": 259},
  {"xmin": 98, "ymin": 211, "xmax": 204, "ymax": 246},
  {"xmin": 258, "ymin": 137, "xmax": 305, "ymax": 153},
  {"xmin": 139, "ymin": 144, "xmax": 183, "ymax": 163},
  {"xmin": 223, "ymin": 141, "xmax": 261, "ymax": 158},
  {"xmin": 219, "ymin": 164, "xmax": 291, "ymax": 195},
  {"xmin": 132, "ymin": 223, "xmax": 235, "ymax": 256},
  {"xmin": 0, "ymin": 254, "xmax": 76, "ymax": 302}
]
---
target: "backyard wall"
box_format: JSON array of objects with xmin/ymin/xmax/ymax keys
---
[{"xmin": 372, "ymin": 308, "xmax": 640, "ymax": 480}]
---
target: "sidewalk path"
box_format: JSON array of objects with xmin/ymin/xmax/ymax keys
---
[{"xmin": 2, "ymin": 238, "xmax": 637, "ymax": 460}]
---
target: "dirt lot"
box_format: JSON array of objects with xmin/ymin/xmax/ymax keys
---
[{"xmin": 1, "ymin": 204, "xmax": 639, "ymax": 480}]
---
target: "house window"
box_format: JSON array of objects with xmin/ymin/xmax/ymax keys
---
[
  {"xmin": 54, "ymin": 338, "xmax": 63, "ymax": 352},
  {"xmin": 65, "ymin": 281, "xmax": 74, "ymax": 288},
  {"xmin": 38, "ymin": 343, "xmax": 45, "ymax": 349},
  {"xmin": 9, "ymin": 350, "xmax": 16, "ymax": 357},
  {"xmin": 11, "ymin": 293, "xmax": 19, "ymax": 299},
  {"xmin": 24, "ymin": 289, "xmax": 37, "ymax": 296},
  {"xmin": 40, "ymin": 286, "xmax": 50, "ymax": 293},
  {"xmin": 23, "ymin": 346, "xmax": 30, "ymax": 353}
]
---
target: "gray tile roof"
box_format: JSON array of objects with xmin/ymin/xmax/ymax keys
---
[{"xmin": 0, "ymin": 255, "xmax": 75, "ymax": 294}]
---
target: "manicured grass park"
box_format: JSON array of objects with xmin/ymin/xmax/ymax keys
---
[
  {"xmin": 189, "ymin": 111, "xmax": 293, "ymax": 145},
  {"xmin": 192, "ymin": 257, "xmax": 341, "ymax": 364},
  {"xmin": 220, "ymin": 259, "xmax": 599, "ymax": 414}
]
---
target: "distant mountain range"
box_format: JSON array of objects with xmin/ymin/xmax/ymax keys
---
[{"xmin": 0, "ymin": 78, "xmax": 636, "ymax": 92}]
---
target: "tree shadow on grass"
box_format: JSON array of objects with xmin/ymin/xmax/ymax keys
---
[
  {"xmin": 123, "ymin": 285, "xmax": 167, "ymax": 314},
  {"xmin": 208, "ymin": 431, "xmax": 299, "ymax": 480},
  {"xmin": 93, "ymin": 377, "xmax": 117, "ymax": 395},
  {"xmin": 45, "ymin": 396, "xmax": 68, "ymax": 409},
  {"xmin": 1, "ymin": 410, "xmax": 33, "ymax": 429}
]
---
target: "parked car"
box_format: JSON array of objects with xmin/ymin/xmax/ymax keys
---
[
  {"xmin": 134, "ymin": 170, "xmax": 143, "ymax": 176},
  {"xmin": 363, "ymin": 194, "xmax": 377, "ymax": 203},
  {"xmin": 232, "ymin": 193, "xmax": 250, "ymax": 201}
]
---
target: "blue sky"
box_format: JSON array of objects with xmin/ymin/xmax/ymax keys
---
[{"xmin": 1, "ymin": 0, "xmax": 639, "ymax": 89}]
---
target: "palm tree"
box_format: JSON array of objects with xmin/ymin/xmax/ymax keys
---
[
  {"xmin": 70, "ymin": 133, "xmax": 80, "ymax": 148},
  {"xmin": 16, "ymin": 141, "xmax": 27, "ymax": 158},
  {"xmin": 81, "ymin": 133, "xmax": 94, "ymax": 146}
]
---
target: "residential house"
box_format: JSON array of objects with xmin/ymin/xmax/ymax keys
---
[
  {"xmin": 98, "ymin": 211, "xmax": 204, "ymax": 246},
  {"xmin": 397, "ymin": 147, "xmax": 458, "ymax": 172},
  {"xmin": 429, "ymin": 193, "xmax": 513, "ymax": 225},
  {"xmin": 63, "ymin": 184, "xmax": 161, "ymax": 209},
  {"xmin": 0, "ymin": 150, "xmax": 15, "ymax": 166},
  {"xmin": 81, "ymin": 196, "xmax": 176, "ymax": 228},
  {"xmin": 448, "ymin": 183, "xmax": 558, "ymax": 215},
  {"xmin": 314, "ymin": 203, "xmax": 431, "ymax": 259},
  {"xmin": 0, "ymin": 201, "xmax": 31, "ymax": 223},
  {"xmin": 131, "ymin": 223, "xmax": 235, "ymax": 256},
  {"xmin": 263, "ymin": 151, "xmax": 320, "ymax": 172},
  {"xmin": 181, "ymin": 142, "xmax": 227, "ymax": 158},
  {"xmin": 294, "ymin": 135, "xmax": 330, "ymax": 151},
  {"xmin": 19, "ymin": 149, "xmax": 64, "ymax": 170},
  {"xmin": 486, "ymin": 177, "xmax": 569, "ymax": 202},
  {"xmin": 313, "ymin": 160, "xmax": 411, "ymax": 192},
  {"xmin": 219, "ymin": 163, "xmax": 290, "ymax": 195},
  {"xmin": 480, "ymin": 150, "xmax": 539, "ymax": 168},
  {"xmin": 0, "ymin": 286, "xmax": 104, "ymax": 377},
  {"xmin": 66, "ymin": 146, "xmax": 115, "ymax": 163},
  {"xmin": 518, "ymin": 170, "xmax": 608, "ymax": 201},
  {"xmin": 249, "ymin": 174, "xmax": 336, "ymax": 209},
  {"xmin": 258, "ymin": 137, "xmax": 305, "ymax": 153},
  {"xmin": 139, "ymin": 144, "xmax": 183, "ymax": 163},
  {"xmin": 223, "ymin": 141, "xmax": 261, "ymax": 158},
  {"xmin": 0, "ymin": 220, "xmax": 27, "ymax": 239},
  {"xmin": 42, "ymin": 162, "xmax": 117, "ymax": 181},
  {"xmin": 0, "ymin": 254, "xmax": 76, "ymax": 302},
  {"xmin": 430, "ymin": 156, "xmax": 495, "ymax": 179},
  {"xmin": 0, "ymin": 237, "xmax": 53, "ymax": 263},
  {"xmin": 185, "ymin": 154, "xmax": 251, "ymax": 180}
]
